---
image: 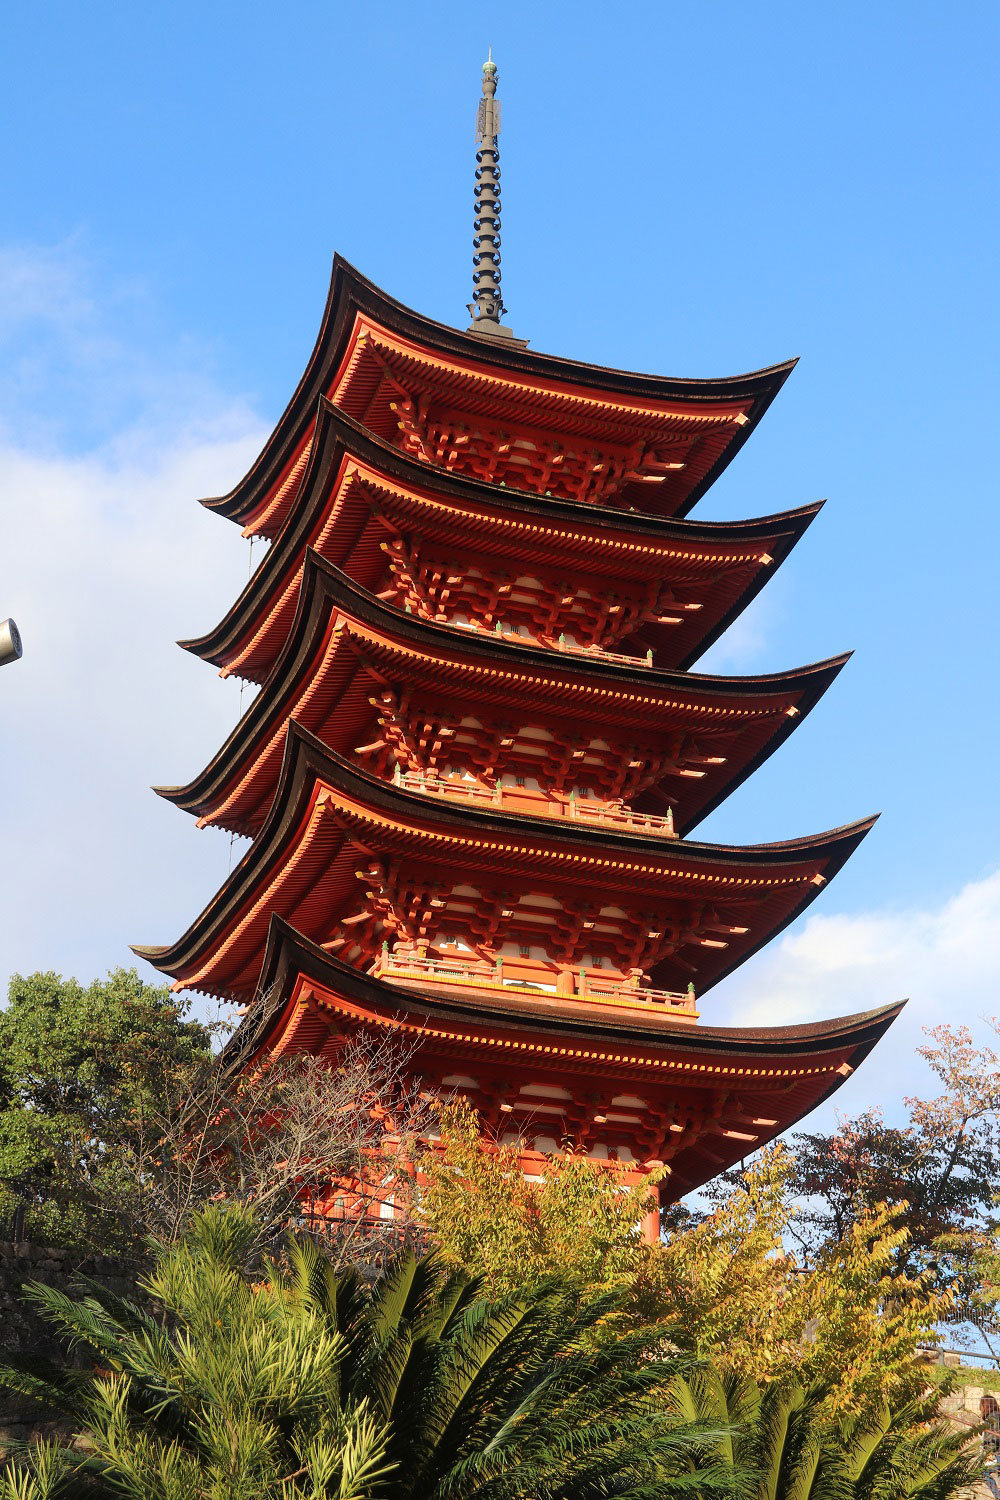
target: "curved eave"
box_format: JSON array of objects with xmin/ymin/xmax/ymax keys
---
[
  {"xmin": 200, "ymin": 256, "xmax": 796, "ymax": 529},
  {"xmin": 135, "ymin": 720, "xmax": 877, "ymax": 996},
  {"xmin": 183, "ymin": 398, "xmax": 822, "ymax": 671},
  {"xmin": 238, "ymin": 916, "xmax": 903, "ymax": 1063},
  {"xmin": 158, "ymin": 551, "xmax": 850, "ymax": 837},
  {"xmin": 222, "ymin": 919, "xmax": 902, "ymax": 1201}
]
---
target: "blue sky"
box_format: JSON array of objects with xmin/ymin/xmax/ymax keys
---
[{"xmin": 1, "ymin": 1, "xmax": 998, "ymax": 1123}]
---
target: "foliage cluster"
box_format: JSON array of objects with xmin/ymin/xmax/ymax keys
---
[
  {"xmin": 419, "ymin": 1116, "xmax": 949, "ymax": 1423},
  {"xmin": 417, "ymin": 1099, "xmax": 661, "ymax": 1299},
  {"xmin": 0, "ymin": 970, "xmax": 209, "ymax": 1250},
  {"xmin": 0, "ymin": 1206, "xmax": 740, "ymax": 1500},
  {"xmin": 0, "ymin": 970, "xmax": 992, "ymax": 1498}
]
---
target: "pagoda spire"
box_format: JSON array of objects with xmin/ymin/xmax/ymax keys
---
[{"xmin": 467, "ymin": 50, "xmax": 518, "ymax": 341}]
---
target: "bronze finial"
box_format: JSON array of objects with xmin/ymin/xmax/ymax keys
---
[{"xmin": 467, "ymin": 51, "xmax": 518, "ymax": 341}]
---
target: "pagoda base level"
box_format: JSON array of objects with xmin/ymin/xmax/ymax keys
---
[
  {"xmin": 223, "ymin": 917, "xmax": 904, "ymax": 1204},
  {"xmin": 294, "ymin": 1155, "xmax": 665, "ymax": 1249}
]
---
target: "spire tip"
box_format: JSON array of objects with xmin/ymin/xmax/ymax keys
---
[{"xmin": 468, "ymin": 48, "xmax": 519, "ymax": 341}]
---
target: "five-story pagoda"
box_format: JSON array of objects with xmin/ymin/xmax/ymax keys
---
[{"xmin": 138, "ymin": 55, "xmax": 900, "ymax": 1220}]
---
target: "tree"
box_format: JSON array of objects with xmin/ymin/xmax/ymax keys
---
[
  {"xmin": 671, "ymin": 1365, "xmax": 979, "ymax": 1500},
  {"xmin": 645, "ymin": 1145, "xmax": 808, "ymax": 1384},
  {"xmin": 123, "ymin": 1025, "xmax": 433, "ymax": 1264},
  {"xmin": 0, "ymin": 968, "xmax": 433, "ymax": 1261},
  {"xmin": 652, "ymin": 1149, "xmax": 949, "ymax": 1420},
  {"xmin": 418, "ymin": 1113, "xmax": 948, "ymax": 1419},
  {"xmin": 0, "ymin": 1205, "xmax": 743, "ymax": 1500},
  {"xmin": 415, "ymin": 1100, "xmax": 662, "ymax": 1298},
  {"xmin": 785, "ymin": 1023, "xmax": 1000, "ymax": 1283},
  {"xmin": 0, "ymin": 968, "xmax": 210, "ymax": 1249}
]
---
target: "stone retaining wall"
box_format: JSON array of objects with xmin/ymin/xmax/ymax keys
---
[{"xmin": 0, "ymin": 1240, "xmax": 142, "ymax": 1455}]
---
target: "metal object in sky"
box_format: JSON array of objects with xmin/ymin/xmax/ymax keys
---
[{"xmin": 0, "ymin": 617, "xmax": 22, "ymax": 667}]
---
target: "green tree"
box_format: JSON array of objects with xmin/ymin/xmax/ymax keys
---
[
  {"xmin": 0, "ymin": 968, "xmax": 210, "ymax": 1249},
  {"xmin": 0, "ymin": 1206, "xmax": 741, "ymax": 1500}
]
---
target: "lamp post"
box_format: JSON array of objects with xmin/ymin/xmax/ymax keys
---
[{"xmin": 0, "ymin": 618, "xmax": 22, "ymax": 667}]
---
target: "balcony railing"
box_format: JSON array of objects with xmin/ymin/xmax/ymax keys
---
[
  {"xmin": 453, "ymin": 617, "xmax": 652, "ymax": 668},
  {"xmin": 370, "ymin": 950, "xmax": 698, "ymax": 1019},
  {"xmin": 394, "ymin": 770, "xmax": 678, "ymax": 838}
]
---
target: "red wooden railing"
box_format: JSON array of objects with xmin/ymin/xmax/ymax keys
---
[
  {"xmin": 370, "ymin": 950, "xmax": 698, "ymax": 1018},
  {"xmin": 395, "ymin": 771, "xmax": 678, "ymax": 837}
]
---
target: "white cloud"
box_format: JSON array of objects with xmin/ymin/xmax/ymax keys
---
[
  {"xmin": 0, "ymin": 243, "xmax": 267, "ymax": 1000},
  {"xmin": 709, "ymin": 869, "xmax": 1000, "ymax": 1125}
]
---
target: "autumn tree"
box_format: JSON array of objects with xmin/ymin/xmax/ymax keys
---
[
  {"xmin": 123, "ymin": 1021, "xmax": 432, "ymax": 1264},
  {"xmin": 789, "ymin": 1023, "xmax": 1000, "ymax": 1260},
  {"xmin": 419, "ymin": 1114, "xmax": 948, "ymax": 1420}
]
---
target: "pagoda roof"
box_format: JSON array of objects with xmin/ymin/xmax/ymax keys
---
[
  {"xmin": 183, "ymin": 399, "xmax": 823, "ymax": 682},
  {"xmin": 136, "ymin": 722, "xmax": 876, "ymax": 1003},
  {"xmin": 200, "ymin": 257, "xmax": 796, "ymax": 534},
  {"xmin": 223, "ymin": 915, "xmax": 903, "ymax": 1199},
  {"xmin": 158, "ymin": 552, "xmax": 849, "ymax": 839}
]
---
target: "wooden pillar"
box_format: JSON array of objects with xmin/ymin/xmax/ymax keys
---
[{"xmin": 639, "ymin": 1174, "xmax": 663, "ymax": 1245}]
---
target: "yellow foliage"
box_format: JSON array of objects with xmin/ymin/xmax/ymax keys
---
[
  {"xmin": 799, "ymin": 1202, "xmax": 951, "ymax": 1420},
  {"xmin": 641, "ymin": 1144, "xmax": 808, "ymax": 1378},
  {"xmin": 419, "ymin": 1120, "xmax": 947, "ymax": 1422},
  {"xmin": 417, "ymin": 1102, "xmax": 662, "ymax": 1298},
  {"xmin": 649, "ymin": 1148, "xmax": 947, "ymax": 1421}
]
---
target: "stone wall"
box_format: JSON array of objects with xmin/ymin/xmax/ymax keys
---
[
  {"xmin": 0, "ymin": 1239, "xmax": 142, "ymax": 1455},
  {"xmin": 935, "ymin": 1362, "xmax": 995, "ymax": 1500}
]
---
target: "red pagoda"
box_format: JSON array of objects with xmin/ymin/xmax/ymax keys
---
[{"xmin": 138, "ymin": 55, "xmax": 899, "ymax": 1226}]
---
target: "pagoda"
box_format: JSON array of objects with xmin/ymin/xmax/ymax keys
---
[{"xmin": 138, "ymin": 54, "xmax": 900, "ymax": 1225}]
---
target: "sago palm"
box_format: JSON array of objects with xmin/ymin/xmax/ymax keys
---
[
  {"xmin": 0, "ymin": 1205, "xmax": 741, "ymax": 1500},
  {"xmin": 669, "ymin": 1364, "xmax": 979, "ymax": 1500}
]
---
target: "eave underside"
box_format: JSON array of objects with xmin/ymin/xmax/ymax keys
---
[
  {"xmin": 159, "ymin": 556, "xmax": 846, "ymax": 840},
  {"xmin": 222, "ymin": 918, "xmax": 902, "ymax": 1200},
  {"xmin": 136, "ymin": 727, "xmax": 876, "ymax": 1004},
  {"xmin": 183, "ymin": 402, "xmax": 822, "ymax": 682},
  {"xmin": 201, "ymin": 257, "xmax": 796, "ymax": 533}
]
